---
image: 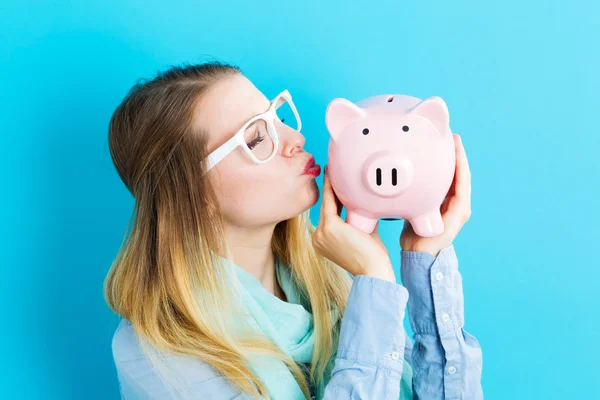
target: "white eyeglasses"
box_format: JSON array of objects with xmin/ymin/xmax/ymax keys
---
[{"xmin": 203, "ymin": 89, "xmax": 302, "ymax": 173}]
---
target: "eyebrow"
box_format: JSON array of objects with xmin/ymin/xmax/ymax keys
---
[
  {"xmin": 254, "ymin": 98, "xmax": 272, "ymax": 116},
  {"xmin": 244, "ymin": 98, "xmax": 271, "ymax": 130}
]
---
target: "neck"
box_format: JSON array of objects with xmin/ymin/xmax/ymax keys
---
[{"xmin": 224, "ymin": 222, "xmax": 285, "ymax": 300}]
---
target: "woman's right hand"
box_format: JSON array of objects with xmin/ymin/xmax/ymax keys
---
[{"xmin": 312, "ymin": 165, "xmax": 396, "ymax": 283}]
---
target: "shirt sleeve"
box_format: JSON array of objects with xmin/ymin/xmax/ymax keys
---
[
  {"xmin": 401, "ymin": 244, "xmax": 484, "ymax": 400},
  {"xmin": 322, "ymin": 274, "xmax": 410, "ymax": 399}
]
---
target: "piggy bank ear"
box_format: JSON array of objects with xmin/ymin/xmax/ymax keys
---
[
  {"xmin": 326, "ymin": 98, "xmax": 366, "ymax": 141},
  {"xmin": 408, "ymin": 96, "xmax": 450, "ymax": 136}
]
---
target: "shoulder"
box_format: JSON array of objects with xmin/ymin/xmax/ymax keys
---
[
  {"xmin": 111, "ymin": 317, "xmax": 213, "ymax": 376},
  {"xmin": 112, "ymin": 318, "xmax": 163, "ymax": 369},
  {"xmin": 111, "ymin": 318, "xmax": 140, "ymax": 363},
  {"xmin": 111, "ymin": 318, "xmax": 244, "ymax": 399}
]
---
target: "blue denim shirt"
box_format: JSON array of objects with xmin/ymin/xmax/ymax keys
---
[{"xmin": 112, "ymin": 245, "xmax": 483, "ymax": 399}]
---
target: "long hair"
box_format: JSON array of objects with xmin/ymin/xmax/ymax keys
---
[{"xmin": 103, "ymin": 60, "xmax": 353, "ymax": 399}]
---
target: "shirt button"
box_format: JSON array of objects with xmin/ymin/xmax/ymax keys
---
[
  {"xmin": 391, "ymin": 351, "xmax": 400, "ymax": 360},
  {"xmin": 442, "ymin": 313, "xmax": 450, "ymax": 322},
  {"xmin": 448, "ymin": 366, "xmax": 457, "ymax": 374},
  {"xmin": 435, "ymin": 272, "xmax": 444, "ymax": 281}
]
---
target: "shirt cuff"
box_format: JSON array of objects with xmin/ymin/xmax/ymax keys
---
[
  {"xmin": 400, "ymin": 244, "xmax": 461, "ymax": 336},
  {"xmin": 336, "ymin": 274, "xmax": 409, "ymax": 376}
]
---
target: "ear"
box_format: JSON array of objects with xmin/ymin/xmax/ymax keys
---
[
  {"xmin": 408, "ymin": 96, "xmax": 450, "ymax": 135},
  {"xmin": 326, "ymin": 98, "xmax": 367, "ymax": 141}
]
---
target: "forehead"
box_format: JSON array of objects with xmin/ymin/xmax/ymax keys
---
[{"xmin": 195, "ymin": 74, "xmax": 271, "ymax": 152}]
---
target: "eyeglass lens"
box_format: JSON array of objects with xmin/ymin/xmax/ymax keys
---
[{"xmin": 242, "ymin": 97, "xmax": 299, "ymax": 161}]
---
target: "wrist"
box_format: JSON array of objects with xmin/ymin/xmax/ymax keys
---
[
  {"xmin": 367, "ymin": 271, "xmax": 396, "ymax": 283},
  {"xmin": 403, "ymin": 242, "xmax": 452, "ymax": 258},
  {"xmin": 362, "ymin": 262, "xmax": 396, "ymax": 283},
  {"xmin": 404, "ymin": 246, "xmax": 441, "ymax": 258}
]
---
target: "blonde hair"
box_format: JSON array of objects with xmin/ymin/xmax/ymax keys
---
[{"xmin": 103, "ymin": 60, "xmax": 353, "ymax": 399}]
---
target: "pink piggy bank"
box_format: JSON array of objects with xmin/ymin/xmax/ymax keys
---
[{"xmin": 325, "ymin": 94, "xmax": 456, "ymax": 237}]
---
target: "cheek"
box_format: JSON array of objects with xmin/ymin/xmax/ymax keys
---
[
  {"xmin": 210, "ymin": 151, "xmax": 320, "ymax": 221},
  {"xmin": 213, "ymin": 173, "xmax": 275, "ymax": 219},
  {"xmin": 215, "ymin": 171, "xmax": 314, "ymax": 225}
]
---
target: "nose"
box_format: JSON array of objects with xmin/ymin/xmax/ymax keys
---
[
  {"xmin": 363, "ymin": 151, "xmax": 414, "ymax": 197},
  {"xmin": 280, "ymin": 126, "xmax": 306, "ymax": 157}
]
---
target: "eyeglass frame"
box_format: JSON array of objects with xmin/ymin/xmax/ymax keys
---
[{"xmin": 203, "ymin": 89, "xmax": 302, "ymax": 173}]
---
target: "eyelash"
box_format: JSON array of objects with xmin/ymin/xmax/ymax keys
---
[
  {"xmin": 246, "ymin": 113, "xmax": 286, "ymax": 150},
  {"xmin": 247, "ymin": 134, "xmax": 265, "ymax": 150}
]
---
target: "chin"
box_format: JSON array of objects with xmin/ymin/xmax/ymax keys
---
[
  {"xmin": 302, "ymin": 180, "xmax": 320, "ymax": 211},
  {"xmin": 283, "ymin": 181, "xmax": 320, "ymax": 219}
]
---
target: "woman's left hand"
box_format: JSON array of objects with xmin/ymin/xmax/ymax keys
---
[{"xmin": 400, "ymin": 133, "xmax": 472, "ymax": 257}]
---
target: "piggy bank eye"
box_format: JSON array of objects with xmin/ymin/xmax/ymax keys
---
[
  {"xmin": 362, "ymin": 128, "xmax": 369, "ymax": 135},
  {"xmin": 402, "ymin": 125, "xmax": 410, "ymax": 132}
]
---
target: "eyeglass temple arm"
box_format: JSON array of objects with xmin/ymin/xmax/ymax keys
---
[
  {"xmin": 275, "ymin": 91, "xmax": 302, "ymax": 132},
  {"xmin": 205, "ymin": 134, "xmax": 240, "ymax": 171}
]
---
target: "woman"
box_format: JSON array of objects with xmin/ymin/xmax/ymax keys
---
[{"xmin": 105, "ymin": 61, "xmax": 483, "ymax": 399}]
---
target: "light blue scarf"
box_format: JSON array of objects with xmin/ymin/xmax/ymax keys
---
[{"xmin": 222, "ymin": 255, "xmax": 413, "ymax": 399}]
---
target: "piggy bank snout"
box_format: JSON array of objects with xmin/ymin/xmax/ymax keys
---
[{"xmin": 363, "ymin": 152, "xmax": 414, "ymax": 197}]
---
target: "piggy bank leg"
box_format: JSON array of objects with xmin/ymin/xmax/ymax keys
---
[
  {"xmin": 410, "ymin": 210, "xmax": 444, "ymax": 237},
  {"xmin": 346, "ymin": 211, "xmax": 378, "ymax": 234}
]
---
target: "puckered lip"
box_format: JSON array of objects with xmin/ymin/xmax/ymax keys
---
[{"xmin": 303, "ymin": 155, "xmax": 316, "ymax": 174}]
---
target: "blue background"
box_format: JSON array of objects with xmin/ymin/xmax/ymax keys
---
[{"xmin": 2, "ymin": 1, "xmax": 598, "ymax": 398}]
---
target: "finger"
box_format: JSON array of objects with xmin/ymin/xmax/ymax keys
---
[
  {"xmin": 318, "ymin": 166, "xmax": 327, "ymax": 222},
  {"xmin": 333, "ymin": 188, "xmax": 343, "ymax": 217},
  {"xmin": 401, "ymin": 219, "xmax": 414, "ymax": 235},
  {"xmin": 445, "ymin": 173, "xmax": 456, "ymax": 199},
  {"xmin": 324, "ymin": 165, "xmax": 344, "ymax": 217},
  {"xmin": 444, "ymin": 133, "xmax": 462, "ymax": 200},
  {"xmin": 440, "ymin": 196, "xmax": 450, "ymax": 215},
  {"xmin": 441, "ymin": 214, "xmax": 462, "ymax": 241},
  {"xmin": 444, "ymin": 133, "xmax": 460, "ymax": 200},
  {"xmin": 453, "ymin": 134, "xmax": 471, "ymax": 201},
  {"xmin": 320, "ymin": 165, "xmax": 340, "ymax": 219}
]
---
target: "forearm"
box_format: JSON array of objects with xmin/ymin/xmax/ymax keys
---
[
  {"xmin": 401, "ymin": 245, "xmax": 483, "ymax": 399},
  {"xmin": 323, "ymin": 274, "xmax": 410, "ymax": 399}
]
